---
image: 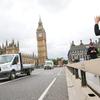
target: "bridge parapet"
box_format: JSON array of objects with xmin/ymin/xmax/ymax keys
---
[
  {"xmin": 67, "ymin": 58, "xmax": 100, "ymax": 96},
  {"xmin": 67, "ymin": 58, "xmax": 100, "ymax": 75}
]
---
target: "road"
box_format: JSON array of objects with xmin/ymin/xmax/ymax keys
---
[{"xmin": 0, "ymin": 67, "xmax": 69, "ymax": 100}]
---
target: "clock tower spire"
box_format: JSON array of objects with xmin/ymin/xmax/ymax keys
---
[{"xmin": 36, "ymin": 17, "xmax": 47, "ymax": 65}]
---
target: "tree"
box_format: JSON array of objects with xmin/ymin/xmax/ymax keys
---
[
  {"xmin": 63, "ymin": 60, "xmax": 68, "ymax": 64},
  {"xmin": 52, "ymin": 59, "xmax": 58, "ymax": 65}
]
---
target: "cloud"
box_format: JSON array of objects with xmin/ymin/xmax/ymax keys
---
[
  {"xmin": 19, "ymin": 38, "xmax": 37, "ymax": 55},
  {"xmin": 47, "ymin": 41, "xmax": 68, "ymax": 59},
  {"xmin": 37, "ymin": 0, "xmax": 71, "ymax": 12},
  {"xmin": 0, "ymin": 0, "xmax": 13, "ymax": 10},
  {"xmin": 0, "ymin": 0, "xmax": 37, "ymax": 40},
  {"xmin": 0, "ymin": 0, "xmax": 38, "ymax": 55},
  {"xmin": 0, "ymin": 0, "xmax": 99, "ymax": 59}
]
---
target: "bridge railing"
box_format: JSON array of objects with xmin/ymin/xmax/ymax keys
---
[
  {"xmin": 67, "ymin": 58, "xmax": 100, "ymax": 75},
  {"xmin": 67, "ymin": 58, "xmax": 100, "ymax": 87}
]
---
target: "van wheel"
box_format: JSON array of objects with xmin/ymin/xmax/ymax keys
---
[
  {"xmin": 27, "ymin": 69, "xmax": 31, "ymax": 75},
  {"xmin": 9, "ymin": 71, "xmax": 16, "ymax": 80}
]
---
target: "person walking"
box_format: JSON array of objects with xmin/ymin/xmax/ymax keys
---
[{"xmin": 87, "ymin": 41, "xmax": 98, "ymax": 59}]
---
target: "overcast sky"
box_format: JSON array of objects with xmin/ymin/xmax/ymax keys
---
[{"xmin": 0, "ymin": 0, "xmax": 100, "ymax": 59}]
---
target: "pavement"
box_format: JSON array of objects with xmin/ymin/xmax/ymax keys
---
[{"xmin": 65, "ymin": 67, "xmax": 100, "ymax": 100}]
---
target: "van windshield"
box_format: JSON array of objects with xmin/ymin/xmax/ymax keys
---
[
  {"xmin": 0, "ymin": 55, "xmax": 14, "ymax": 64},
  {"xmin": 45, "ymin": 62, "xmax": 53, "ymax": 65}
]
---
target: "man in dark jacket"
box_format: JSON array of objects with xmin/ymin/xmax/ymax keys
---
[
  {"xmin": 87, "ymin": 42, "xmax": 98, "ymax": 59},
  {"xmin": 94, "ymin": 16, "xmax": 100, "ymax": 36}
]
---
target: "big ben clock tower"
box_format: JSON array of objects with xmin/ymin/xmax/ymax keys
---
[{"xmin": 36, "ymin": 17, "xmax": 47, "ymax": 65}]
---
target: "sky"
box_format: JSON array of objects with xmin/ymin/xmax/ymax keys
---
[{"xmin": 0, "ymin": 0, "xmax": 100, "ymax": 59}]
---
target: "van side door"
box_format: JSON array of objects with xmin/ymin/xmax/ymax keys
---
[{"xmin": 11, "ymin": 55, "xmax": 21, "ymax": 71}]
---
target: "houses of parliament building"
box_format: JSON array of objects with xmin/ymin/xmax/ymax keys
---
[
  {"xmin": 0, "ymin": 40, "xmax": 19, "ymax": 55},
  {"xmin": 0, "ymin": 40, "xmax": 35, "ymax": 64}
]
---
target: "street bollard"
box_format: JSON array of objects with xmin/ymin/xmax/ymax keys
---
[
  {"xmin": 81, "ymin": 70, "xmax": 87, "ymax": 86},
  {"xmin": 75, "ymin": 68, "xmax": 79, "ymax": 79}
]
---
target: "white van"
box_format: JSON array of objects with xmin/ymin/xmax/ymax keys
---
[
  {"xmin": 0, "ymin": 53, "xmax": 34, "ymax": 80},
  {"xmin": 44, "ymin": 60, "xmax": 54, "ymax": 69}
]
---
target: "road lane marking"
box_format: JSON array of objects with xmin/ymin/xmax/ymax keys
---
[{"xmin": 38, "ymin": 77, "xmax": 57, "ymax": 100}]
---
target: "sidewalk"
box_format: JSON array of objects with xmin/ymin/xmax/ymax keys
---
[{"xmin": 65, "ymin": 67, "xmax": 100, "ymax": 100}]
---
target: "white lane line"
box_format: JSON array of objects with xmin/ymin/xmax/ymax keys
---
[
  {"xmin": 0, "ymin": 76, "xmax": 30, "ymax": 86},
  {"xmin": 38, "ymin": 77, "xmax": 57, "ymax": 100}
]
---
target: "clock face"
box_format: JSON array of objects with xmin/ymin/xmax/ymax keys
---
[{"xmin": 38, "ymin": 33, "xmax": 42, "ymax": 37}]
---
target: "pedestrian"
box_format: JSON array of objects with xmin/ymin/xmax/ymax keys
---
[
  {"xmin": 87, "ymin": 41, "xmax": 98, "ymax": 59},
  {"xmin": 94, "ymin": 16, "xmax": 100, "ymax": 36}
]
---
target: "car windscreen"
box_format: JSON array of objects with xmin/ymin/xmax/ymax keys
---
[{"xmin": 0, "ymin": 55, "xmax": 14, "ymax": 64}]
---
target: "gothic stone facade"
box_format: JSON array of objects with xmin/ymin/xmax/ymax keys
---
[
  {"xmin": 21, "ymin": 53, "xmax": 35, "ymax": 64},
  {"xmin": 0, "ymin": 40, "xmax": 19, "ymax": 54},
  {"xmin": 36, "ymin": 18, "xmax": 47, "ymax": 65},
  {"xmin": 0, "ymin": 40, "xmax": 35, "ymax": 64},
  {"xmin": 68, "ymin": 39, "xmax": 100, "ymax": 63}
]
